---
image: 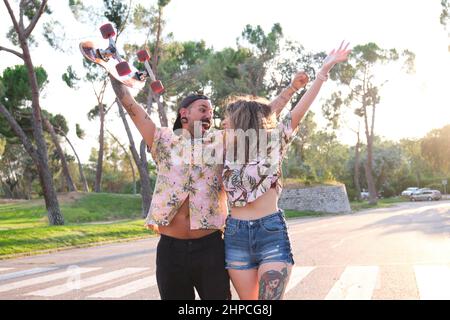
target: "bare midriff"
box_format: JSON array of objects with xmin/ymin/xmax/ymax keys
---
[
  {"xmin": 229, "ymin": 188, "xmax": 279, "ymax": 220},
  {"xmin": 156, "ymin": 196, "xmax": 217, "ymax": 239}
]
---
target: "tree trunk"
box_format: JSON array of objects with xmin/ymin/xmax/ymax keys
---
[
  {"xmin": 354, "ymin": 130, "xmax": 362, "ymax": 201},
  {"xmin": 61, "ymin": 132, "xmax": 89, "ymax": 192},
  {"xmin": 107, "ymin": 129, "xmax": 136, "ymax": 195},
  {"xmin": 94, "ymin": 103, "xmax": 105, "ymax": 193},
  {"xmin": 116, "ymin": 99, "xmax": 152, "ymax": 218},
  {"xmin": 0, "ymin": 103, "xmax": 39, "ymax": 164},
  {"xmin": 43, "ymin": 117, "xmax": 77, "ymax": 192},
  {"xmin": 2, "ymin": 0, "xmax": 63, "ymax": 225},
  {"xmin": 23, "ymin": 168, "xmax": 33, "ymax": 200},
  {"xmin": 148, "ymin": 10, "xmax": 168, "ymax": 128},
  {"xmin": 155, "ymin": 97, "xmax": 168, "ymax": 127},
  {"xmin": 21, "ymin": 41, "xmax": 64, "ymax": 225},
  {"xmin": 364, "ymin": 133, "xmax": 378, "ymax": 205}
]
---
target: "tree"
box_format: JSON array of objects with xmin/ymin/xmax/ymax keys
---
[
  {"xmin": 421, "ymin": 125, "xmax": 450, "ymax": 176},
  {"xmin": 0, "ymin": 0, "xmax": 64, "ymax": 224},
  {"xmin": 441, "ymin": 0, "xmax": 449, "ymax": 51},
  {"xmin": 66, "ymin": 0, "xmax": 134, "ymax": 193},
  {"xmin": 51, "ymin": 115, "xmax": 90, "ymax": 192},
  {"xmin": 67, "ymin": 0, "xmax": 154, "ymax": 215},
  {"xmin": 132, "ymin": 0, "xmax": 171, "ymax": 126},
  {"xmin": 107, "ymin": 129, "xmax": 136, "ymax": 195},
  {"xmin": 330, "ymin": 43, "xmax": 415, "ymax": 204},
  {"xmin": 0, "ymin": 65, "xmax": 77, "ymax": 192}
]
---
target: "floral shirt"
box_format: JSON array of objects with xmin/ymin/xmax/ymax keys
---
[
  {"xmin": 222, "ymin": 112, "xmax": 299, "ymax": 208},
  {"xmin": 145, "ymin": 127, "xmax": 228, "ymax": 230}
]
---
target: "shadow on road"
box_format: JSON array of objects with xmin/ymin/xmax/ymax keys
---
[{"xmin": 356, "ymin": 201, "xmax": 450, "ymax": 236}]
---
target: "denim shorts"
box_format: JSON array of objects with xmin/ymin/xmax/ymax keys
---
[{"xmin": 224, "ymin": 209, "xmax": 295, "ymax": 270}]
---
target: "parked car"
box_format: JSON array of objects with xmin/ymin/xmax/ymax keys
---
[
  {"xmin": 401, "ymin": 187, "xmax": 420, "ymax": 197},
  {"xmin": 410, "ymin": 189, "xmax": 442, "ymax": 201}
]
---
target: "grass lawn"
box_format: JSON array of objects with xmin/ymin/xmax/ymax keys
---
[
  {"xmin": 0, "ymin": 192, "xmax": 154, "ymax": 258},
  {"xmin": 349, "ymin": 197, "xmax": 407, "ymax": 212}
]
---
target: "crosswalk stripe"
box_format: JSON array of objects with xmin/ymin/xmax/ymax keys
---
[
  {"xmin": 285, "ymin": 266, "xmax": 315, "ymax": 293},
  {"xmin": 414, "ymin": 265, "xmax": 450, "ymax": 300},
  {"xmin": 88, "ymin": 275, "xmax": 156, "ymax": 298},
  {"xmin": 0, "ymin": 267, "xmax": 58, "ymax": 282},
  {"xmin": 0, "ymin": 268, "xmax": 13, "ymax": 273},
  {"xmin": 325, "ymin": 266, "xmax": 379, "ymax": 300},
  {"xmin": 3, "ymin": 264, "xmax": 449, "ymax": 300},
  {"xmin": 25, "ymin": 268, "xmax": 148, "ymax": 297},
  {"xmin": 0, "ymin": 268, "xmax": 100, "ymax": 293}
]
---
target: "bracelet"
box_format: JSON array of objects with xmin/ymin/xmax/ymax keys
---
[
  {"xmin": 317, "ymin": 72, "xmax": 329, "ymax": 81},
  {"xmin": 288, "ymin": 84, "xmax": 300, "ymax": 92}
]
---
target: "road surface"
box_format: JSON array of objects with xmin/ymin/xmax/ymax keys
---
[{"xmin": 0, "ymin": 200, "xmax": 449, "ymax": 300}]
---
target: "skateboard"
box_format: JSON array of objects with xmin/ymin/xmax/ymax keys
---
[{"xmin": 79, "ymin": 23, "xmax": 165, "ymax": 94}]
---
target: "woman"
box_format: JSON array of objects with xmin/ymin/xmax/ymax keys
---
[{"xmin": 221, "ymin": 42, "xmax": 351, "ymax": 300}]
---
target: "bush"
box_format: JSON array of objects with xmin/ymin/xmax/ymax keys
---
[
  {"xmin": 424, "ymin": 183, "xmax": 444, "ymax": 193},
  {"xmin": 380, "ymin": 185, "xmax": 397, "ymax": 198},
  {"xmin": 346, "ymin": 187, "xmax": 358, "ymax": 201}
]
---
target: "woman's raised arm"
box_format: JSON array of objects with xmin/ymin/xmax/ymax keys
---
[{"xmin": 291, "ymin": 41, "xmax": 351, "ymax": 130}]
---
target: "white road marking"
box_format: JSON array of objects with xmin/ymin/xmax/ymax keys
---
[
  {"xmin": 285, "ymin": 266, "xmax": 315, "ymax": 293},
  {"xmin": 0, "ymin": 268, "xmax": 100, "ymax": 293},
  {"xmin": 89, "ymin": 275, "xmax": 156, "ymax": 298},
  {"xmin": 26, "ymin": 267, "xmax": 148, "ymax": 297},
  {"xmin": 0, "ymin": 268, "xmax": 13, "ymax": 273},
  {"xmin": 414, "ymin": 265, "xmax": 450, "ymax": 300},
  {"xmin": 325, "ymin": 266, "xmax": 379, "ymax": 300},
  {"xmin": 0, "ymin": 267, "xmax": 58, "ymax": 282}
]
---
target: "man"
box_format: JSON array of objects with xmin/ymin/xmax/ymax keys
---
[{"xmin": 109, "ymin": 71, "xmax": 308, "ymax": 300}]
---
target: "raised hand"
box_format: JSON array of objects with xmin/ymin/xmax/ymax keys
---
[
  {"xmin": 291, "ymin": 71, "xmax": 309, "ymax": 90},
  {"xmin": 322, "ymin": 41, "xmax": 352, "ymax": 72}
]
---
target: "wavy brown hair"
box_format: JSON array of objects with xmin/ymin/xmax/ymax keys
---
[{"xmin": 225, "ymin": 96, "xmax": 277, "ymax": 163}]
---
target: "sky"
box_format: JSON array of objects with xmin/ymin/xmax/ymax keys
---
[{"xmin": 0, "ymin": 0, "xmax": 449, "ymax": 163}]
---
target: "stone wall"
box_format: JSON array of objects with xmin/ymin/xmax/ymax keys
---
[{"xmin": 278, "ymin": 184, "xmax": 352, "ymax": 214}]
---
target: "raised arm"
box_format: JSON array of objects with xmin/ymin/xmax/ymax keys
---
[
  {"xmin": 109, "ymin": 75, "xmax": 157, "ymax": 148},
  {"xmin": 291, "ymin": 42, "xmax": 351, "ymax": 129},
  {"xmin": 269, "ymin": 71, "xmax": 309, "ymax": 116}
]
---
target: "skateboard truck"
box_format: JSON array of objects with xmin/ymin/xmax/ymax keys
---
[
  {"xmin": 99, "ymin": 23, "xmax": 132, "ymax": 77},
  {"xmin": 136, "ymin": 49, "xmax": 165, "ymax": 95}
]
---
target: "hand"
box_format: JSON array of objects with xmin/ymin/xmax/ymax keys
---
[
  {"xmin": 322, "ymin": 41, "xmax": 352, "ymax": 72},
  {"xmin": 144, "ymin": 224, "xmax": 159, "ymax": 233},
  {"xmin": 290, "ymin": 71, "xmax": 309, "ymax": 90}
]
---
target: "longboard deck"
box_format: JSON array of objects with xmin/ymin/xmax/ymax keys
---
[{"xmin": 79, "ymin": 40, "xmax": 145, "ymax": 90}]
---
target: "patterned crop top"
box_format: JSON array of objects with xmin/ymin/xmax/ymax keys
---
[{"xmin": 222, "ymin": 112, "xmax": 299, "ymax": 208}]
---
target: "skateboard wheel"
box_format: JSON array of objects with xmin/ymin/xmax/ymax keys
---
[
  {"xmin": 116, "ymin": 61, "xmax": 132, "ymax": 76},
  {"xmin": 100, "ymin": 23, "xmax": 116, "ymax": 39},
  {"xmin": 151, "ymin": 80, "xmax": 165, "ymax": 94},
  {"xmin": 137, "ymin": 50, "xmax": 150, "ymax": 62}
]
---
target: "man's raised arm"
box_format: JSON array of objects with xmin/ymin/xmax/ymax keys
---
[{"xmin": 110, "ymin": 75, "xmax": 157, "ymax": 148}]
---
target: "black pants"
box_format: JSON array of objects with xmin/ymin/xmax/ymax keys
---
[{"xmin": 156, "ymin": 230, "xmax": 231, "ymax": 300}]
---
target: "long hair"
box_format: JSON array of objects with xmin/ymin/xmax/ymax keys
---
[{"xmin": 225, "ymin": 96, "xmax": 277, "ymax": 163}]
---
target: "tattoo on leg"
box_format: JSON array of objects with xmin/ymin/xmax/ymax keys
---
[{"xmin": 258, "ymin": 267, "xmax": 288, "ymax": 300}]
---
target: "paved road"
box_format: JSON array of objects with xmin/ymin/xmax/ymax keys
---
[{"xmin": 0, "ymin": 200, "xmax": 449, "ymax": 300}]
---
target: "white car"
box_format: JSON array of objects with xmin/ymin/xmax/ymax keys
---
[{"xmin": 401, "ymin": 187, "xmax": 419, "ymax": 197}]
